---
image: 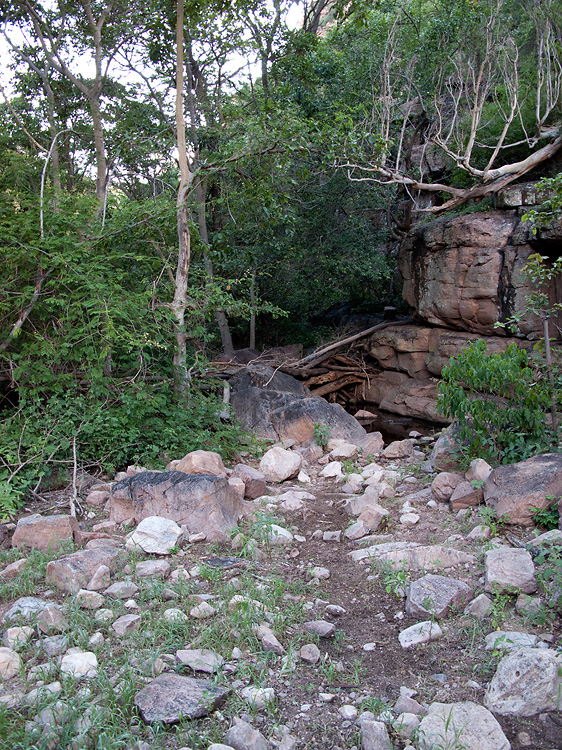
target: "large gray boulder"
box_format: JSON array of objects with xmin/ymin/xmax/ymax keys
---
[
  {"xmin": 406, "ymin": 574, "xmax": 473, "ymax": 619},
  {"xmin": 484, "ymin": 453, "xmax": 562, "ymax": 526},
  {"xmin": 229, "ymin": 365, "xmax": 366, "ymax": 444},
  {"xmin": 108, "ymin": 471, "xmax": 249, "ymax": 542}
]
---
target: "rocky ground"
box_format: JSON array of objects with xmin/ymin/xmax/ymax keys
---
[{"xmin": 0, "ymin": 434, "xmax": 561, "ymax": 750}]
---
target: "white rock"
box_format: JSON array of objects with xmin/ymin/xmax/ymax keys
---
[
  {"xmin": 60, "ymin": 651, "xmax": 98, "ymax": 679},
  {"xmin": 111, "ymin": 614, "xmax": 141, "ymax": 636},
  {"xmin": 398, "ymin": 621, "xmax": 443, "ymax": 649},
  {"xmin": 259, "ymin": 447, "xmax": 302, "ymax": 483},
  {"xmin": 484, "ymin": 547, "xmax": 536, "ymax": 594},
  {"xmin": 393, "ymin": 712, "xmax": 420, "ymax": 739},
  {"xmin": 339, "ymin": 704, "xmax": 358, "ymax": 720},
  {"xmin": 299, "ymin": 644, "xmax": 321, "ymax": 664},
  {"xmin": 176, "ymin": 648, "xmax": 224, "ymax": 673},
  {"xmin": 125, "ymin": 516, "xmax": 183, "ymax": 555},
  {"xmin": 485, "ymin": 631, "xmax": 539, "ymax": 651},
  {"xmin": 3, "ymin": 627, "xmax": 33, "ymax": 650},
  {"xmin": 319, "ymin": 461, "xmax": 343, "ymax": 479},
  {"xmin": 484, "ymin": 647, "xmax": 562, "ymax": 716},
  {"xmin": 322, "ymin": 530, "xmax": 341, "ymax": 542},
  {"xmin": 400, "ymin": 512, "xmax": 419, "ymax": 528},
  {"xmin": 382, "ymin": 439, "xmax": 414, "ymax": 459},
  {"xmin": 241, "ymin": 686, "xmax": 275, "ymax": 710},
  {"xmin": 163, "ymin": 608, "xmax": 188, "ymax": 623},
  {"xmin": 267, "ymin": 524, "xmax": 293, "ymax": 545},
  {"xmin": 0, "ymin": 647, "xmax": 21, "ymax": 679},
  {"xmin": 297, "ymin": 470, "xmax": 311, "ymax": 483},
  {"xmin": 417, "ymin": 701, "xmax": 509, "ymax": 750},
  {"xmin": 190, "ymin": 602, "xmax": 216, "ymax": 619}
]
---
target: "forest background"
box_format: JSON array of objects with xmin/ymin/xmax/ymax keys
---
[{"xmin": 0, "ymin": 0, "xmax": 561, "ymax": 511}]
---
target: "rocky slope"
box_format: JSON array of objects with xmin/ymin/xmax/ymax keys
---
[{"xmin": 0, "ymin": 436, "xmax": 561, "ymax": 750}]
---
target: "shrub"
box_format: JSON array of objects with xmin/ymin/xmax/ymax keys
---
[{"xmin": 437, "ymin": 340, "xmax": 555, "ymax": 466}]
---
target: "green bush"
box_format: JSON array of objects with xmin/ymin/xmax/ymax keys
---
[
  {"xmin": 437, "ymin": 340, "xmax": 555, "ymax": 466},
  {"xmin": 0, "ymin": 379, "xmax": 254, "ymax": 515}
]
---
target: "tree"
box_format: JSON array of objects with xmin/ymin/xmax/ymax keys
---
[{"xmin": 336, "ymin": 0, "xmax": 562, "ymax": 216}]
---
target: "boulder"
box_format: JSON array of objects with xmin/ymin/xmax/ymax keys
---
[
  {"xmin": 360, "ymin": 720, "xmax": 392, "ymax": 750},
  {"xmin": 428, "ymin": 428, "xmax": 463, "ymax": 471},
  {"xmin": 108, "ymin": 471, "xmax": 249, "ymax": 542},
  {"xmin": 134, "ymin": 673, "xmax": 230, "ymax": 724},
  {"xmin": 12, "ymin": 514, "xmax": 82, "ymax": 552},
  {"xmin": 350, "ymin": 542, "xmax": 475, "ymax": 570},
  {"xmin": 382, "ymin": 439, "xmax": 414, "ymax": 459},
  {"xmin": 259, "ymin": 448, "xmax": 302, "ymax": 483},
  {"xmin": 229, "ymin": 364, "xmax": 366, "ymax": 444},
  {"xmin": 450, "ymin": 480, "xmax": 483, "ymax": 511},
  {"xmin": 231, "ymin": 464, "xmax": 267, "ymax": 500},
  {"xmin": 405, "ymin": 574, "xmax": 473, "ymax": 619},
  {"xmin": 431, "ymin": 472, "xmax": 464, "ymax": 502},
  {"xmin": 125, "ymin": 516, "xmax": 183, "ymax": 555},
  {"xmin": 485, "ymin": 648, "xmax": 562, "ymax": 716},
  {"xmin": 484, "ymin": 548, "xmax": 536, "ymax": 594},
  {"xmin": 46, "ymin": 545, "xmax": 121, "ymax": 594},
  {"xmin": 224, "ymin": 718, "xmax": 271, "ymax": 750},
  {"xmin": 398, "ymin": 621, "xmax": 443, "ymax": 648},
  {"xmin": 484, "ymin": 453, "xmax": 562, "ymax": 525},
  {"xmin": 175, "ymin": 450, "xmax": 226, "ymax": 476},
  {"xmin": 270, "ymin": 397, "xmax": 366, "ymax": 445},
  {"xmin": 417, "ymin": 702, "xmax": 510, "ymax": 750}
]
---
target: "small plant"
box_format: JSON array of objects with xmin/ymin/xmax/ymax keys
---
[
  {"xmin": 377, "ymin": 561, "xmax": 408, "ymax": 598},
  {"xmin": 313, "ymin": 422, "xmax": 330, "ymax": 450},
  {"xmin": 478, "ymin": 507, "xmax": 508, "ymax": 538},
  {"xmin": 531, "ymin": 499, "xmax": 560, "ymax": 530}
]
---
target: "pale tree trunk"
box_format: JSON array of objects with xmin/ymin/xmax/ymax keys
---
[
  {"xmin": 173, "ymin": 0, "xmax": 194, "ymax": 401},
  {"xmin": 185, "ymin": 43, "xmax": 234, "ymax": 356}
]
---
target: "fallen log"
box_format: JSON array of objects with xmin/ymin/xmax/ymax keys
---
[
  {"xmin": 310, "ymin": 374, "xmax": 365, "ymax": 397},
  {"xmin": 291, "ymin": 319, "xmax": 412, "ymax": 371}
]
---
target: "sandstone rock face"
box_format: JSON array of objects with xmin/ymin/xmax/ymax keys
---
[
  {"xmin": 405, "ymin": 574, "xmax": 473, "ymax": 619},
  {"xmin": 417, "ymin": 701, "xmax": 510, "ymax": 750},
  {"xmin": 229, "ymin": 364, "xmax": 365, "ymax": 444},
  {"xmin": 175, "ymin": 450, "xmax": 226, "ymax": 476},
  {"xmin": 485, "ymin": 648, "xmax": 562, "ymax": 716},
  {"xmin": 12, "ymin": 514, "xmax": 82, "ymax": 552},
  {"xmin": 484, "ymin": 453, "xmax": 562, "ymax": 526},
  {"xmin": 46, "ymin": 545, "xmax": 121, "ymax": 594},
  {"xmin": 108, "ymin": 471, "xmax": 249, "ymax": 542},
  {"xmin": 259, "ymin": 448, "xmax": 302, "ymax": 483},
  {"xmin": 379, "ymin": 379, "xmax": 447, "ymax": 424},
  {"xmin": 398, "ymin": 211, "xmax": 548, "ymax": 336},
  {"xmin": 484, "ymin": 548, "xmax": 536, "ymax": 594}
]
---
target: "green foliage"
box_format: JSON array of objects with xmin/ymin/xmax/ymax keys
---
[
  {"xmin": 438, "ymin": 340, "xmax": 555, "ymax": 465},
  {"xmin": 530, "ymin": 499, "xmax": 560, "ymax": 530},
  {"xmin": 313, "ymin": 422, "xmax": 330, "ymax": 450},
  {"xmin": 523, "ymin": 174, "xmax": 562, "ymax": 233}
]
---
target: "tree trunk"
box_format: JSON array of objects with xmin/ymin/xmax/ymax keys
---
[
  {"xmin": 173, "ymin": 0, "xmax": 193, "ymax": 401},
  {"xmin": 195, "ymin": 178, "xmax": 234, "ymax": 355},
  {"xmin": 542, "ymin": 316, "xmax": 559, "ymax": 435},
  {"xmin": 89, "ymin": 96, "xmax": 107, "ymax": 203},
  {"xmin": 249, "ymin": 268, "xmax": 256, "ymax": 350}
]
